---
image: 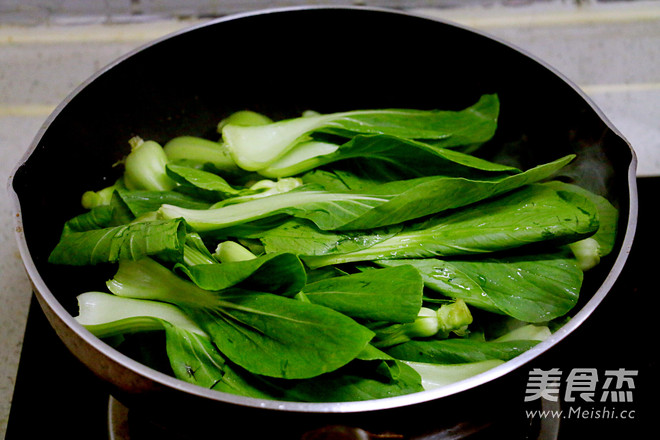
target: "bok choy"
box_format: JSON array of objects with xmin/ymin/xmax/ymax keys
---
[{"xmin": 49, "ymin": 93, "xmax": 619, "ymax": 402}]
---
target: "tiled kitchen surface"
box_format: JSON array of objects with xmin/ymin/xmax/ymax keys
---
[{"xmin": 1, "ymin": 1, "xmax": 659, "ymax": 437}]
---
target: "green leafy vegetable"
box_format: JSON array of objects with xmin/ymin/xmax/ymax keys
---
[
  {"xmin": 213, "ymin": 240, "xmax": 257, "ymax": 263},
  {"xmin": 369, "ymin": 307, "xmax": 441, "ymax": 348},
  {"xmin": 165, "ymin": 164, "xmax": 247, "ymax": 200},
  {"xmin": 158, "ymin": 156, "xmax": 575, "ymax": 233},
  {"xmin": 402, "ymin": 360, "xmax": 504, "ymax": 390},
  {"xmin": 186, "ymin": 290, "xmax": 374, "ymax": 379},
  {"xmin": 386, "ymin": 337, "xmax": 543, "ymax": 365},
  {"xmin": 272, "ymin": 183, "xmax": 598, "ymax": 268},
  {"xmin": 81, "ymin": 179, "xmax": 124, "ymax": 209},
  {"xmin": 106, "ymin": 258, "xmax": 373, "ymax": 379},
  {"xmin": 543, "ymin": 180, "xmax": 619, "ymax": 257},
  {"xmin": 50, "ymin": 93, "xmax": 619, "ymax": 403},
  {"xmin": 378, "ymin": 251, "xmax": 582, "ymax": 322},
  {"xmin": 163, "ymin": 136, "xmax": 239, "ymax": 174},
  {"xmin": 49, "ymin": 218, "xmax": 188, "ymax": 265},
  {"xmin": 177, "ymin": 251, "xmax": 307, "ymax": 296},
  {"xmin": 262, "ymin": 354, "xmax": 424, "ymax": 402},
  {"xmin": 123, "ymin": 137, "xmax": 176, "ymax": 191},
  {"xmin": 301, "ymin": 265, "xmax": 423, "ymax": 322},
  {"xmin": 75, "ymin": 291, "xmax": 207, "ymax": 338},
  {"xmin": 164, "ymin": 324, "xmax": 279, "ymax": 399},
  {"xmin": 216, "ymin": 109, "xmax": 273, "ymax": 131},
  {"xmin": 369, "ymin": 300, "xmax": 473, "ymax": 348},
  {"xmin": 222, "ymin": 94, "xmax": 499, "ymax": 171},
  {"xmin": 116, "ymin": 188, "xmax": 212, "ymax": 217},
  {"xmin": 259, "ymin": 133, "xmax": 519, "ymax": 178},
  {"xmin": 157, "ymin": 185, "xmax": 391, "ymax": 232}
]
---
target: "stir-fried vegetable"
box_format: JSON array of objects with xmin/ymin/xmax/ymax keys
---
[{"xmin": 49, "ymin": 94, "xmax": 618, "ymax": 402}]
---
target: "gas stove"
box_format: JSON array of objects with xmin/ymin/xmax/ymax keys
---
[{"xmin": 6, "ymin": 177, "xmax": 657, "ymax": 440}]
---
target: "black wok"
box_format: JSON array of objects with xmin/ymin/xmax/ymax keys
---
[{"xmin": 9, "ymin": 6, "xmax": 637, "ymax": 438}]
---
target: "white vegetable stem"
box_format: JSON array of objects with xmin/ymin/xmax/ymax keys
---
[
  {"xmin": 158, "ymin": 190, "xmax": 388, "ymax": 231},
  {"xmin": 75, "ymin": 291, "xmax": 207, "ymax": 338}
]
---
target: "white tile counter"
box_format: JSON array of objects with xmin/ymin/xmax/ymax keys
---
[{"xmin": 1, "ymin": 2, "xmax": 659, "ymax": 437}]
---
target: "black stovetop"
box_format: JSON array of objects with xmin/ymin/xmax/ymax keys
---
[{"xmin": 6, "ymin": 177, "xmax": 658, "ymax": 440}]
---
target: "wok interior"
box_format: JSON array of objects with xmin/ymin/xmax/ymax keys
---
[{"xmin": 11, "ymin": 7, "xmax": 634, "ymax": 429}]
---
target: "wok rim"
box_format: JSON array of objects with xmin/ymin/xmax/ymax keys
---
[{"xmin": 7, "ymin": 4, "xmax": 639, "ymax": 414}]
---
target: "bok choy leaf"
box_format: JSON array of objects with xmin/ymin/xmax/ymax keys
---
[
  {"xmin": 222, "ymin": 94, "xmax": 499, "ymax": 171},
  {"xmin": 297, "ymin": 184, "xmax": 599, "ymax": 267},
  {"xmin": 157, "ymin": 185, "xmax": 392, "ymax": 232},
  {"xmin": 259, "ymin": 353, "xmax": 424, "ymax": 402},
  {"xmin": 378, "ymin": 251, "xmax": 583, "ymax": 322},
  {"xmin": 164, "ymin": 324, "xmax": 279, "ymax": 399},
  {"xmin": 158, "ymin": 155, "xmax": 575, "ymax": 233},
  {"xmin": 259, "ymin": 133, "xmax": 519, "ymax": 178},
  {"xmin": 385, "ymin": 337, "xmax": 543, "ymax": 365},
  {"xmin": 76, "ymin": 291, "xmax": 280, "ymax": 398},
  {"xmin": 106, "ymin": 258, "xmax": 374, "ymax": 379},
  {"xmin": 176, "ymin": 251, "xmax": 307, "ymax": 296},
  {"xmin": 300, "ymin": 265, "xmax": 424, "ymax": 322},
  {"xmin": 49, "ymin": 218, "xmax": 189, "ymax": 266}
]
